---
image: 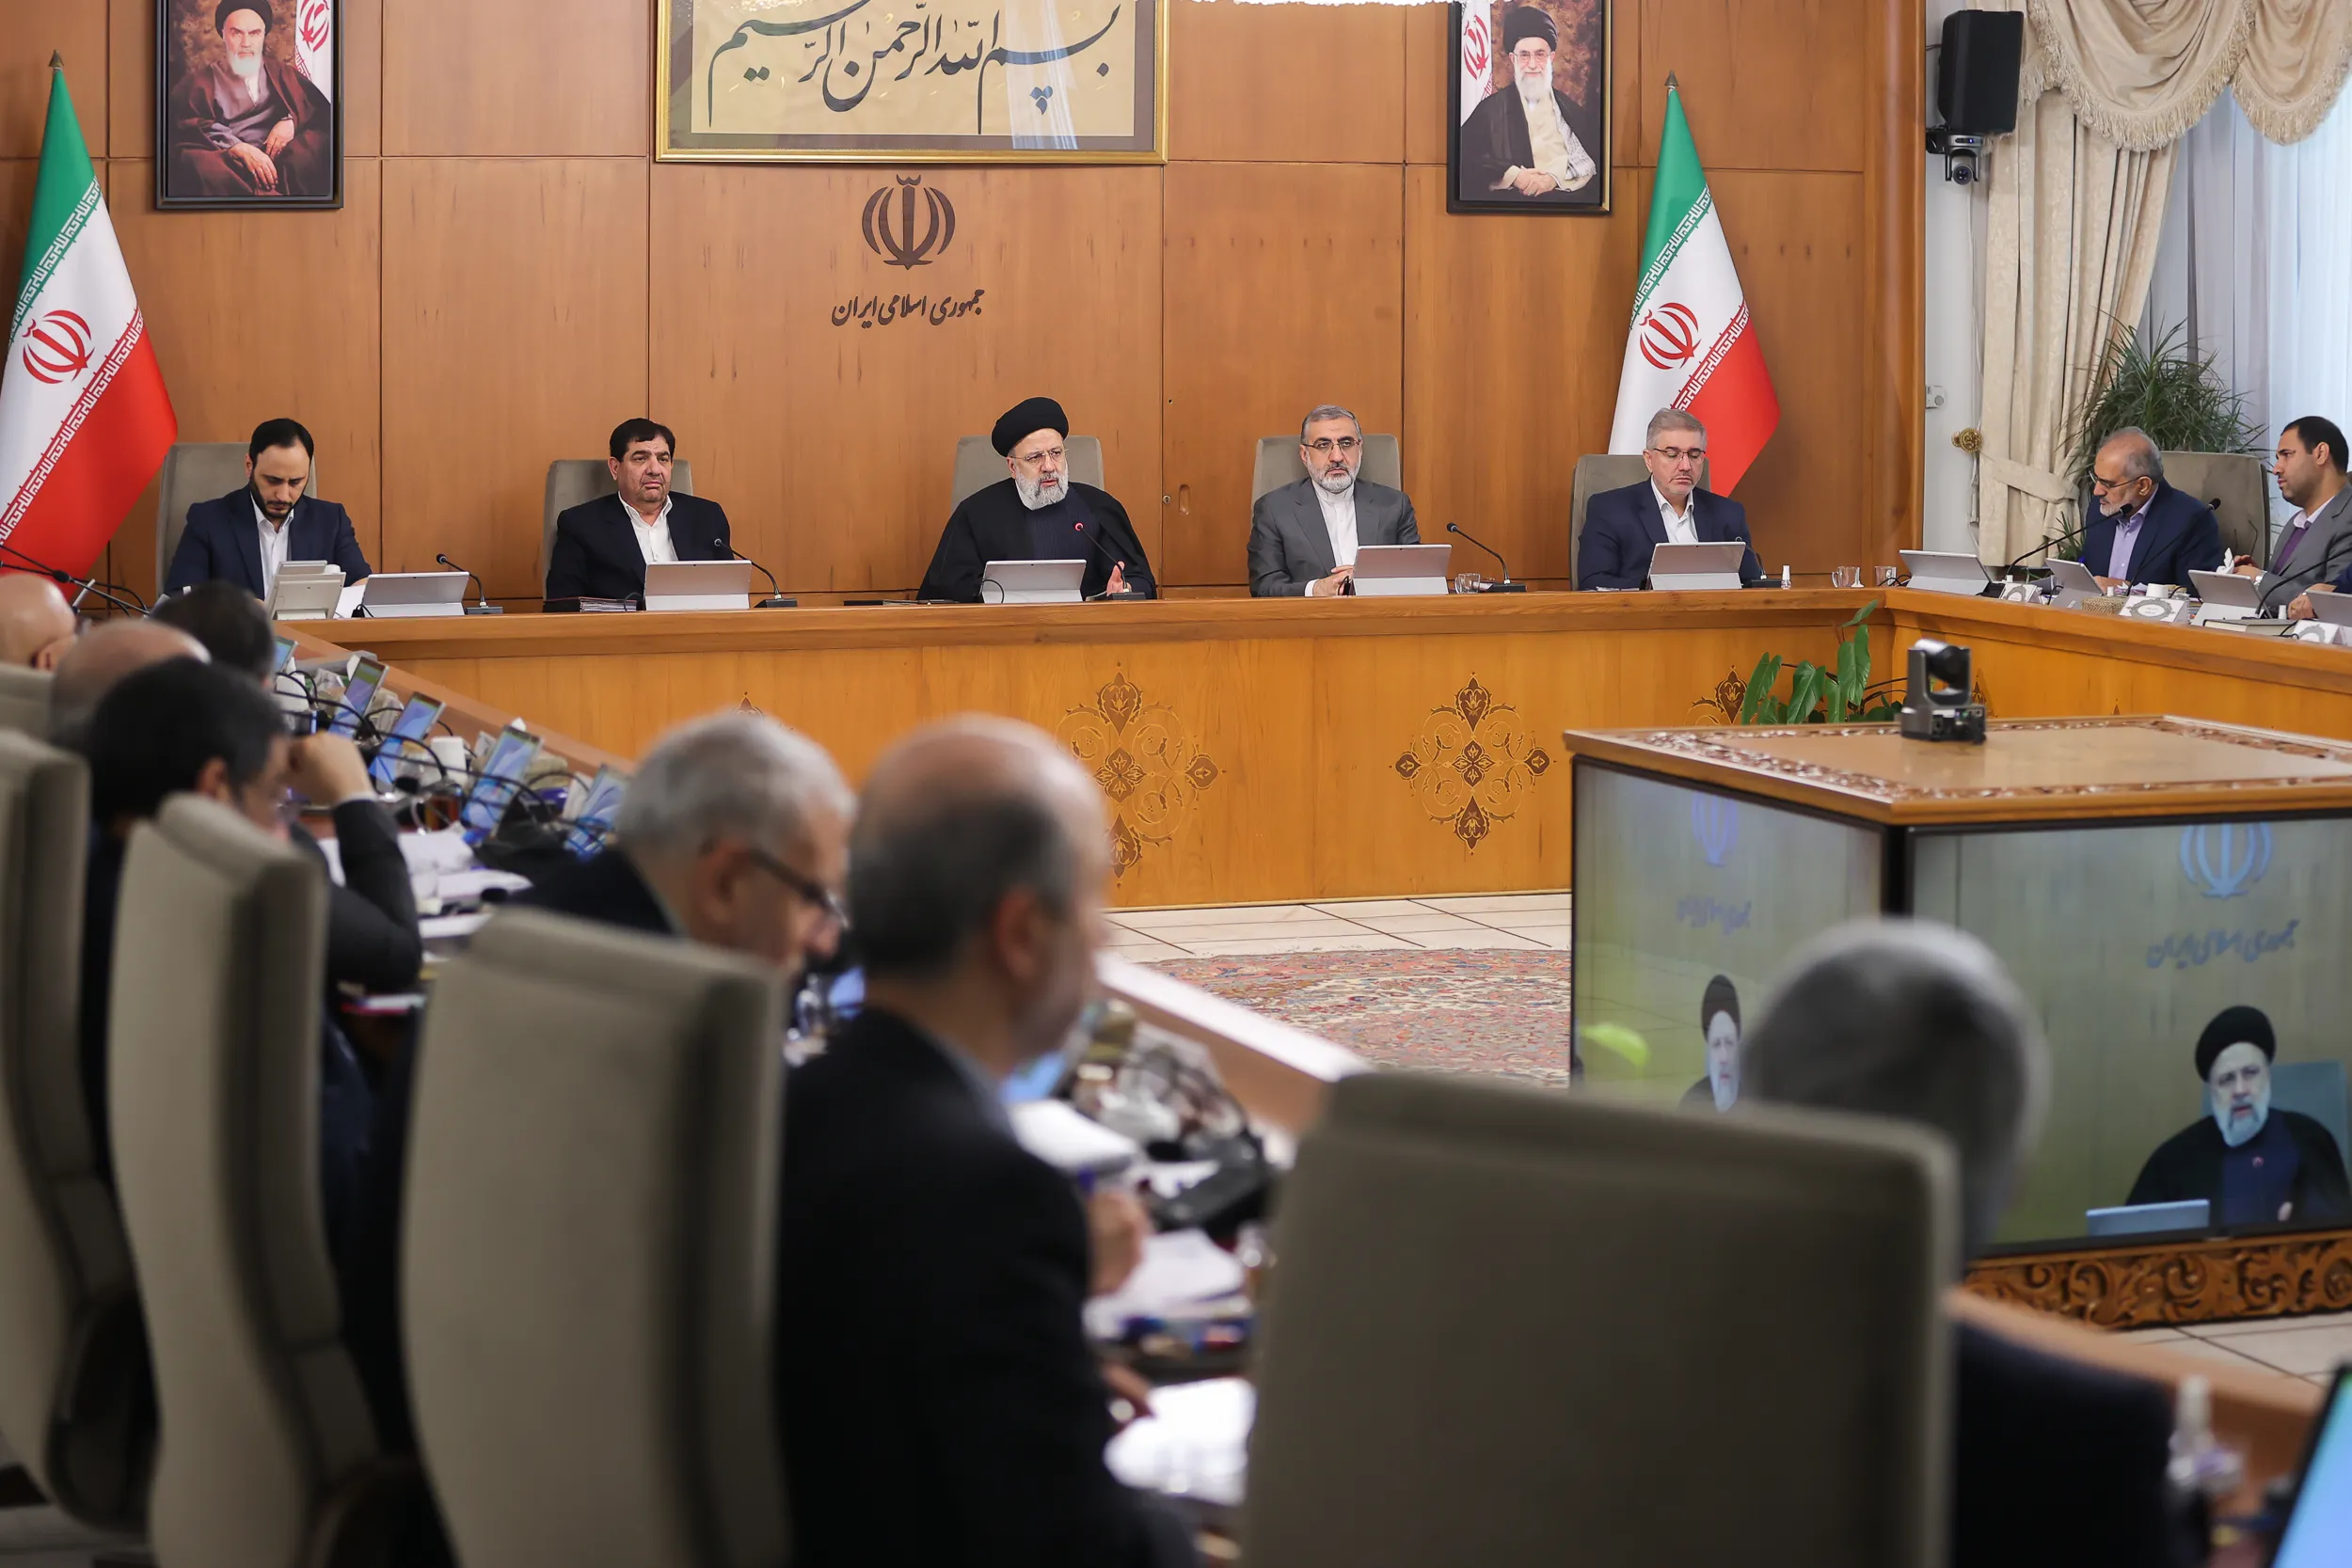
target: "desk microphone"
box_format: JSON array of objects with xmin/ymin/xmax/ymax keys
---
[
  {"xmin": 1445, "ymin": 523, "xmax": 1526, "ymax": 592},
  {"xmin": 1, "ymin": 544, "xmax": 149, "ymax": 618},
  {"xmin": 1067, "ymin": 509, "xmax": 1145, "ymax": 600},
  {"xmin": 720, "ymin": 541, "xmax": 796, "ymax": 609},
  {"xmin": 1993, "ymin": 514, "xmax": 2095, "ymax": 585},
  {"xmin": 436, "ymin": 553, "xmax": 504, "ymax": 614}
]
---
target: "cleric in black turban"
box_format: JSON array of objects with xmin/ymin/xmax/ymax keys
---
[
  {"xmin": 1457, "ymin": 3, "xmax": 1603, "ymax": 205},
  {"xmin": 2124, "ymin": 1005, "xmax": 2351, "ymax": 1228},
  {"xmin": 917, "ymin": 398, "xmax": 1157, "ymax": 603}
]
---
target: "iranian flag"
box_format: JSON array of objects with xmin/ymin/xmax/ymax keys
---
[
  {"xmin": 0, "ymin": 61, "xmax": 176, "ymax": 578},
  {"xmin": 294, "ymin": 0, "xmax": 334, "ymax": 101},
  {"xmin": 1607, "ymin": 79, "xmax": 1778, "ymax": 494}
]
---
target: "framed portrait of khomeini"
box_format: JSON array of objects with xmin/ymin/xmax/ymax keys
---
[
  {"xmin": 657, "ymin": 0, "xmax": 1166, "ymax": 164},
  {"xmin": 1448, "ymin": 0, "xmax": 1611, "ymax": 214},
  {"xmin": 156, "ymin": 0, "xmax": 342, "ymax": 210}
]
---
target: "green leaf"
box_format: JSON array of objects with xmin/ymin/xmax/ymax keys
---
[
  {"xmin": 1826, "ymin": 642, "xmax": 1853, "ymax": 722},
  {"xmin": 1840, "ymin": 596, "xmax": 1881, "ymax": 631},
  {"xmin": 1738, "ymin": 653, "xmax": 1783, "ymax": 724},
  {"xmin": 1786, "ymin": 663, "xmax": 1825, "ymax": 725}
]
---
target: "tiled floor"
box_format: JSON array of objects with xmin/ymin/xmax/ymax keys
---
[
  {"xmin": 2116, "ymin": 1310, "xmax": 2352, "ymax": 1384},
  {"xmin": 1104, "ymin": 895, "xmax": 1573, "ymax": 961}
]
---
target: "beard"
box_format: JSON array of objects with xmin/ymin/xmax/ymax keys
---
[
  {"xmin": 226, "ymin": 48, "xmax": 263, "ymax": 83},
  {"xmin": 1014, "ymin": 471, "xmax": 1068, "ymax": 511},
  {"xmin": 1516, "ymin": 67, "xmax": 1551, "ymax": 106},
  {"xmin": 2212, "ymin": 1079, "xmax": 2272, "ymax": 1148},
  {"xmin": 1316, "ymin": 465, "xmax": 1356, "ymax": 496}
]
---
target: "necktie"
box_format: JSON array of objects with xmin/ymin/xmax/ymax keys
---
[{"xmin": 2275, "ymin": 515, "xmax": 2311, "ymax": 573}]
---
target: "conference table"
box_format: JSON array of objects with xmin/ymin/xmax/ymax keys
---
[{"xmin": 308, "ymin": 587, "xmax": 2352, "ymax": 909}]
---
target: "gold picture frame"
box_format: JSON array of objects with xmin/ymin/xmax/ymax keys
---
[{"xmin": 658, "ymin": 0, "xmax": 1167, "ymax": 164}]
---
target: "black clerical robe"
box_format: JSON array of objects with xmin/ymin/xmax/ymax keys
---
[
  {"xmin": 2126, "ymin": 1110, "xmax": 2352, "ymax": 1227},
  {"xmin": 168, "ymin": 55, "xmax": 332, "ymax": 199},
  {"xmin": 918, "ymin": 479, "xmax": 1156, "ymax": 603},
  {"xmin": 1459, "ymin": 84, "xmax": 1604, "ymax": 205}
]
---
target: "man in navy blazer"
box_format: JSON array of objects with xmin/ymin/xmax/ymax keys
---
[
  {"xmin": 544, "ymin": 418, "xmax": 733, "ymax": 609},
  {"xmin": 2078, "ymin": 428, "xmax": 2224, "ymax": 591},
  {"xmin": 1577, "ymin": 408, "xmax": 1763, "ymax": 590},
  {"xmin": 164, "ymin": 418, "xmax": 370, "ymax": 601}
]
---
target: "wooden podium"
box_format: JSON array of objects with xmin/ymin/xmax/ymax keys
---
[{"xmin": 1561, "ymin": 715, "xmax": 2352, "ymax": 1327}]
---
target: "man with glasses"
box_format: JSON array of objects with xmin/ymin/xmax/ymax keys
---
[
  {"xmin": 1249, "ymin": 404, "xmax": 1422, "ymax": 596},
  {"xmin": 517, "ymin": 709, "xmax": 851, "ymax": 990},
  {"xmin": 2079, "ymin": 427, "xmax": 2221, "ymax": 592},
  {"xmin": 918, "ymin": 396, "xmax": 1157, "ymax": 602},
  {"xmin": 1578, "ymin": 408, "xmax": 1763, "ymax": 590}
]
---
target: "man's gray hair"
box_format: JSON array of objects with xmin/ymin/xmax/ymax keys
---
[
  {"xmin": 1300, "ymin": 404, "xmax": 1360, "ymax": 440},
  {"xmin": 617, "ymin": 710, "xmax": 850, "ymax": 861},
  {"xmin": 1645, "ymin": 407, "xmax": 1706, "ymax": 448},
  {"xmin": 1742, "ymin": 918, "xmax": 2049, "ymax": 1265},
  {"xmin": 2100, "ymin": 426, "xmax": 2165, "ymax": 483}
]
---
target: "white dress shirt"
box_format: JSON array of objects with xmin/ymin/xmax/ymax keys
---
[
  {"xmin": 1313, "ymin": 481, "xmax": 1359, "ymax": 580},
  {"xmin": 626, "ymin": 493, "xmax": 677, "ymax": 565},
  {"xmin": 1651, "ymin": 483, "xmax": 1699, "ymax": 546},
  {"xmin": 254, "ymin": 496, "xmax": 292, "ymax": 597}
]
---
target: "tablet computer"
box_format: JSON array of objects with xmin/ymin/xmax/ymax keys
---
[
  {"xmin": 1351, "ymin": 544, "xmax": 1452, "ymax": 597},
  {"xmin": 1647, "ymin": 542, "xmax": 1746, "ymax": 592},
  {"xmin": 978, "ymin": 560, "xmax": 1087, "ymax": 605}
]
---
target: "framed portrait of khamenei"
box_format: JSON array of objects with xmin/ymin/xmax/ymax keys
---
[
  {"xmin": 659, "ymin": 0, "xmax": 1165, "ymax": 163},
  {"xmin": 1448, "ymin": 0, "xmax": 1612, "ymax": 214},
  {"xmin": 156, "ymin": 0, "xmax": 342, "ymax": 210}
]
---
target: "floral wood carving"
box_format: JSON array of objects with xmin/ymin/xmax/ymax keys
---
[
  {"xmin": 1963, "ymin": 1229, "xmax": 2352, "ymax": 1328},
  {"xmin": 1395, "ymin": 677, "xmax": 1554, "ymax": 848},
  {"xmin": 1056, "ymin": 672, "xmax": 1220, "ymax": 879}
]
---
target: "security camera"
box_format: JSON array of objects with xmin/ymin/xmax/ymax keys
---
[
  {"xmin": 1947, "ymin": 157, "xmax": 1978, "ymax": 186},
  {"xmin": 1899, "ymin": 638, "xmax": 1987, "ymax": 743},
  {"xmin": 1926, "ymin": 128, "xmax": 1985, "ymax": 186}
]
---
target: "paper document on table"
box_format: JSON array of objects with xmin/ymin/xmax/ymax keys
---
[
  {"xmin": 399, "ymin": 827, "xmax": 476, "ymax": 875},
  {"xmin": 1009, "ymin": 1099, "xmax": 1144, "ymax": 1178},
  {"xmin": 1104, "ymin": 1377, "xmax": 1253, "ymax": 1508},
  {"xmin": 433, "ymin": 867, "xmax": 532, "ymax": 902},
  {"xmin": 1086, "ymin": 1229, "xmax": 1247, "ymax": 1336}
]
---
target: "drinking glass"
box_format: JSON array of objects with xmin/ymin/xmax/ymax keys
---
[
  {"xmin": 1876, "ymin": 565, "xmax": 1902, "ymax": 587},
  {"xmin": 1830, "ymin": 565, "xmax": 1864, "ymax": 589}
]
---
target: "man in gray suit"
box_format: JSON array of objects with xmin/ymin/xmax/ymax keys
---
[
  {"xmin": 2242, "ymin": 416, "xmax": 2352, "ymax": 610},
  {"xmin": 1248, "ymin": 404, "xmax": 1420, "ymax": 596}
]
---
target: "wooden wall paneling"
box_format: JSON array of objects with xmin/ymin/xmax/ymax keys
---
[
  {"xmin": 0, "ymin": 159, "xmax": 36, "ymax": 281},
  {"xmin": 2, "ymin": 3, "xmax": 106, "ymax": 160},
  {"xmin": 1866, "ymin": 0, "xmax": 1924, "ymax": 562},
  {"xmin": 1406, "ymin": 0, "xmax": 1644, "ymax": 170},
  {"xmin": 1160, "ymin": 161, "xmax": 1403, "ymax": 586},
  {"xmin": 381, "ymin": 0, "xmax": 648, "ymax": 156},
  {"xmin": 1703, "ymin": 169, "xmax": 1864, "ymax": 576},
  {"xmin": 112, "ymin": 0, "xmax": 383, "ymax": 160},
  {"xmin": 382, "ymin": 158, "xmax": 649, "ymax": 600},
  {"xmin": 1636, "ymin": 0, "xmax": 1862, "ymax": 170},
  {"xmin": 1167, "ymin": 0, "xmax": 1406, "ymax": 165},
  {"xmin": 1400, "ymin": 163, "xmax": 1642, "ymax": 584},
  {"xmin": 106, "ymin": 156, "xmax": 385, "ymax": 605},
  {"xmin": 649, "ymin": 164, "xmax": 1165, "ymax": 594}
]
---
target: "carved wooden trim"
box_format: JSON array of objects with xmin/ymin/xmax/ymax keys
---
[{"xmin": 1963, "ymin": 1229, "xmax": 2352, "ymax": 1327}]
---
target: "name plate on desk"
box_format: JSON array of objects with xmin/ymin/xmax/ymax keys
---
[
  {"xmin": 1646, "ymin": 542, "xmax": 1744, "ymax": 592},
  {"xmin": 643, "ymin": 561, "xmax": 752, "ymax": 612},
  {"xmin": 1350, "ymin": 544, "xmax": 1452, "ymax": 598},
  {"xmin": 2117, "ymin": 594, "xmax": 2195, "ymax": 624},
  {"xmin": 358, "ymin": 571, "xmax": 469, "ymax": 619}
]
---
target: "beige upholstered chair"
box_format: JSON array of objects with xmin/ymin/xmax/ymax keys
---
[
  {"xmin": 2161, "ymin": 451, "xmax": 2267, "ymax": 564},
  {"xmin": 948, "ymin": 434, "xmax": 1104, "ymax": 512},
  {"xmin": 108, "ymin": 797, "xmax": 400, "ymax": 1568},
  {"xmin": 1569, "ymin": 452, "xmax": 1713, "ymax": 587},
  {"xmin": 156, "ymin": 443, "xmax": 323, "ymax": 593},
  {"xmin": 0, "ymin": 667, "xmax": 52, "ymax": 739},
  {"xmin": 0, "ymin": 736, "xmax": 150, "ymax": 1529},
  {"xmin": 538, "ymin": 457, "xmax": 697, "ymax": 594},
  {"xmin": 1242, "ymin": 1071, "xmax": 1955, "ymax": 1568},
  {"xmin": 1249, "ymin": 435, "xmax": 1404, "ymax": 505},
  {"xmin": 404, "ymin": 911, "xmax": 788, "ymax": 1568}
]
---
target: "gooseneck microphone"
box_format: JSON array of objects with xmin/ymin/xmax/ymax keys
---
[
  {"xmin": 2259, "ymin": 529, "xmax": 2352, "ymax": 617},
  {"xmin": 1445, "ymin": 523, "xmax": 1527, "ymax": 592},
  {"xmin": 721, "ymin": 542, "xmax": 796, "ymax": 609},
  {"xmin": 1994, "ymin": 514, "xmax": 2096, "ymax": 583},
  {"xmin": 1, "ymin": 543, "xmax": 149, "ymax": 617},
  {"xmin": 436, "ymin": 553, "xmax": 504, "ymax": 615},
  {"xmin": 1062, "ymin": 505, "xmax": 1144, "ymax": 600}
]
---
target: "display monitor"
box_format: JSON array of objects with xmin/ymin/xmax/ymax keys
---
[
  {"xmin": 461, "ymin": 727, "xmax": 543, "ymax": 847},
  {"xmin": 367, "ymin": 695, "xmax": 444, "ymax": 790},
  {"xmin": 328, "ymin": 657, "xmax": 386, "ymax": 738}
]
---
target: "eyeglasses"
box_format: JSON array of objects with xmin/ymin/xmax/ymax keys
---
[
  {"xmin": 740, "ymin": 843, "xmax": 848, "ymax": 928},
  {"xmin": 1303, "ymin": 437, "xmax": 1362, "ymax": 454},
  {"xmin": 1646, "ymin": 446, "xmax": 1707, "ymax": 466},
  {"xmin": 2089, "ymin": 473, "xmax": 2140, "ymax": 494}
]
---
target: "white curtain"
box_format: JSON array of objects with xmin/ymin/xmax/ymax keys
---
[{"xmin": 2267, "ymin": 92, "xmax": 2352, "ymax": 461}]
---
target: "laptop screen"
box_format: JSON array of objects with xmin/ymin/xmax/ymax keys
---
[{"xmin": 2276, "ymin": 1368, "xmax": 2352, "ymax": 1568}]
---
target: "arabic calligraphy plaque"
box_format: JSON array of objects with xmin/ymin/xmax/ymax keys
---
[{"xmin": 660, "ymin": 0, "xmax": 1165, "ymax": 162}]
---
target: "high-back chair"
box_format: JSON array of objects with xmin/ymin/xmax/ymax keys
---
[
  {"xmin": 539, "ymin": 458, "xmax": 698, "ymax": 593},
  {"xmin": 1249, "ymin": 434, "xmax": 1405, "ymax": 504},
  {"xmin": 948, "ymin": 435, "xmax": 1104, "ymax": 512},
  {"xmin": 1242, "ymin": 1071, "xmax": 1956, "ymax": 1568},
  {"xmin": 2160, "ymin": 451, "xmax": 2267, "ymax": 565},
  {"xmin": 404, "ymin": 911, "xmax": 788, "ymax": 1567},
  {"xmin": 0, "ymin": 667, "xmax": 52, "ymax": 740},
  {"xmin": 156, "ymin": 443, "xmax": 324, "ymax": 593},
  {"xmin": 109, "ymin": 796, "xmax": 399, "ymax": 1568},
  {"xmin": 0, "ymin": 735, "xmax": 150, "ymax": 1528},
  {"xmin": 1569, "ymin": 451, "xmax": 1711, "ymax": 586}
]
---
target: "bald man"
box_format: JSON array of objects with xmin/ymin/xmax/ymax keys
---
[
  {"xmin": 0, "ymin": 575, "xmax": 77, "ymax": 671},
  {"xmin": 49, "ymin": 620, "xmax": 210, "ymax": 752},
  {"xmin": 776, "ymin": 718, "xmax": 1194, "ymax": 1568}
]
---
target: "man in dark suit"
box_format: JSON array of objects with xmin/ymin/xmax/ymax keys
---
[
  {"xmin": 2127, "ymin": 1006, "xmax": 2351, "ymax": 1226},
  {"xmin": 1578, "ymin": 408, "xmax": 1763, "ymax": 589},
  {"xmin": 779, "ymin": 717, "xmax": 1194, "ymax": 1568},
  {"xmin": 1458, "ymin": 7, "xmax": 1603, "ymax": 205},
  {"xmin": 2241, "ymin": 417, "xmax": 2352, "ymax": 604},
  {"xmin": 918, "ymin": 398, "xmax": 1156, "ymax": 603},
  {"xmin": 1249, "ymin": 404, "xmax": 1421, "ymax": 596},
  {"xmin": 543, "ymin": 419, "xmax": 734, "ymax": 608},
  {"xmin": 1746, "ymin": 920, "xmax": 2202, "ymax": 1568},
  {"xmin": 164, "ymin": 417, "xmax": 370, "ymax": 601},
  {"xmin": 2079, "ymin": 428, "xmax": 2224, "ymax": 591}
]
